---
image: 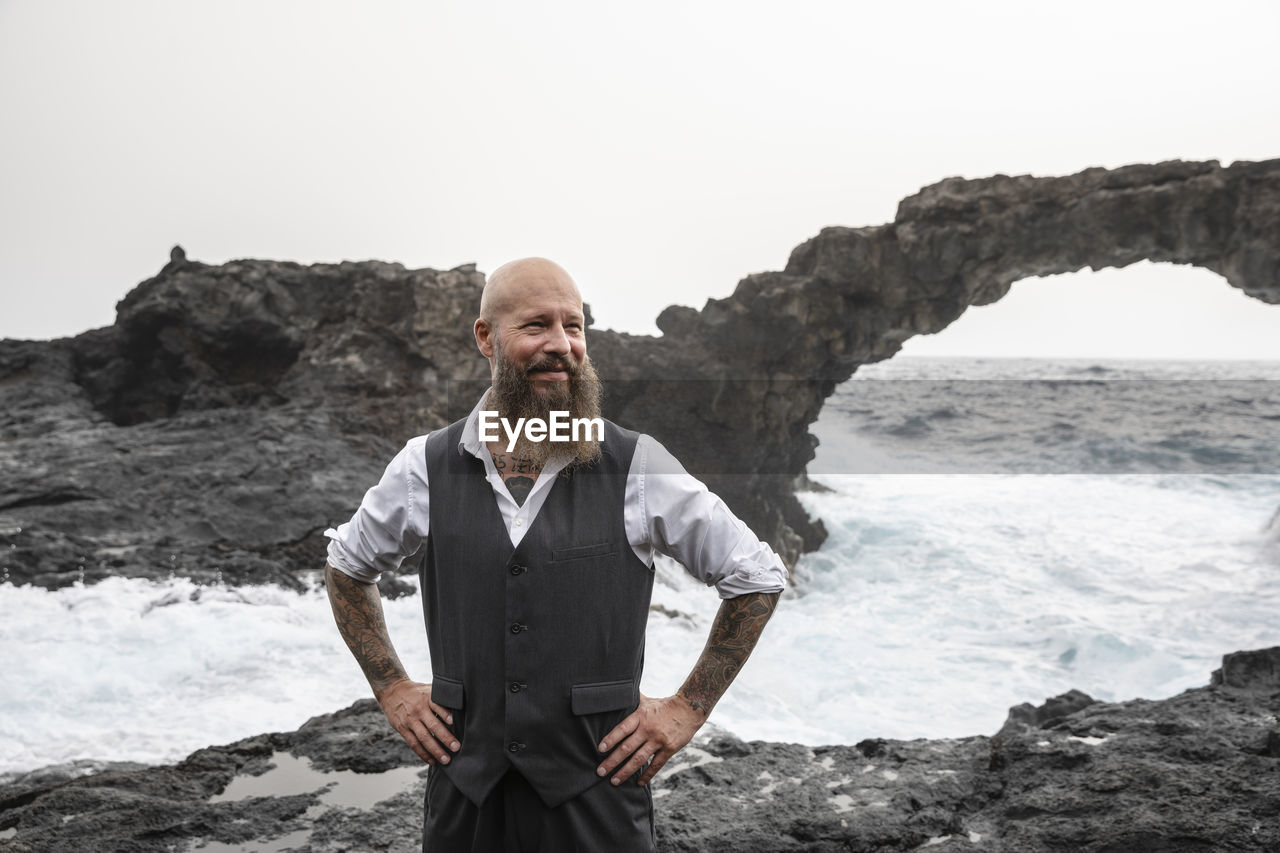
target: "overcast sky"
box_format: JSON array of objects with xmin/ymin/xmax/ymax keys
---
[{"xmin": 2, "ymin": 0, "xmax": 1277, "ymax": 358}]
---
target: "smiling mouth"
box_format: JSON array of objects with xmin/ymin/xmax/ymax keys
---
[{"xmin": 528, "ymin": 362, "xmax": 571, "ymax": 378}]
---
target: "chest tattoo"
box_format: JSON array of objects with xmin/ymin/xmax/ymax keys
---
[
  {"xmin": 505, "ymin": 476, "xmax": 535, "ymax": 507},
  {"xmin": 491, "ymin": 452, "xmax": 542, "ymax": 508}
]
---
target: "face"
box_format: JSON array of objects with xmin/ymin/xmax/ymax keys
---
[
  {"xmin": 479, "ymin": 276, "xmax": 602, "ymax": 466},
  {"xmin": 476, "ymin": 274, "xmax": 588, "ymax": 395}
]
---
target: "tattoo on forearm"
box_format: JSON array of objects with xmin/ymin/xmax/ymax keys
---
[
  {"xmin": 325, "ymin": 564, "xmax": 408, "ymax": 697},
  {"xmin": 679, "ymin": 591, "xmax": 780, "ymax": 717}
]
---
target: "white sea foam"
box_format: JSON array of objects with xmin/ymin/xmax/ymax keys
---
[
  {"xmin": 746, "ymin": 472, "xmax": 1280, "ymax": 742},
  {"xmin": 0, "ymin": 576, "xmax": 428, "ymax": 774}
]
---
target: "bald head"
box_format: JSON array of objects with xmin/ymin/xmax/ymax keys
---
[
  {"xmin": 473, "ymin": 257, "xmax": 589, "ymax": 376},
  {"xmin": 479, "ymin": 257, "xmax": 582, "ymax": 326}
]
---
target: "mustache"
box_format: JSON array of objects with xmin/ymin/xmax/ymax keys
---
[
  {"xmin": 489, "ymin": 345, "xmax": 603, "ymax": 469},
  {"xmin": 526, "ymin": 355, "xmax": 579, "ymax": 375}
]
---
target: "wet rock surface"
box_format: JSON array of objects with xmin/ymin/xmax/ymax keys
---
[
  {"xmin": 3, "ymin": 649, "xmax": 1278, "ymax": 851},
  {"xmin": 4, "ymin": 159, "xmax": 1278, "ymax": 588}
]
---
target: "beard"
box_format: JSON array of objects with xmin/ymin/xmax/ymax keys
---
[{"xmin": 488, "ymin": 342, "xmax": 603, "ymax": 469}]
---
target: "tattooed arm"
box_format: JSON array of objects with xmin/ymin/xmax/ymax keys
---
[
  {"xmin": 678, "ymin": 591, "xmax": 781, "ymax": 715},
  {"xmin": 325, "ymin": 564, "xmax": 460, "ymax": 765},
  {"xmin": 595, "ymin": 590, "xmax": 780, "ymax": 786}
]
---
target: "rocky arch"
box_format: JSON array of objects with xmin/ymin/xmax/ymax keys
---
[{"xmin": 593, "ymin": 159, "xmax": 1280, "ymax": 563}]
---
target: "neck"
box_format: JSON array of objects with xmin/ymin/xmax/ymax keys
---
[{"xmin": 487, "ymin": 445, "xmax": 543, "ymax": 507}]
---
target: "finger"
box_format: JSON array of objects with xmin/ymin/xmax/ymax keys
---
[
  {"xmin": 601, "ymin": 732, "xmax": 655, "ymax": 783},
  {"xmin": 611, "ymin": 743, "xmax": 657, "ymax": 786},
  {"xmin": 593, "ymin": 722, "xmax": 645, "ymax": 768},
  {"xmin": 400, "ymin": 724, "xmax": 438, "ymax": 764},
  {"xmin": 597, "ymin": 730, "xmax": 646, "ymax": 777},
  {"xmin": 637, "ymin": 750, "xmax": 672, "ymax": 786},
  {"xmin": 429, "ymin": 699, "xmax": 454, "ymax": 727},
  {"xmin": 598, "ymin": 711, "xmax": 640, "ymax": 754},
  {"xmin": 404, "ymin": 720, "xmax": 452, "ymax": 764},
  {"xmin": 418, "ymin": 710, "xmax": 461, "ymax": 753},
  {"xmin": 396, "ymin": 724, "xmax": 434, "ymax": 764},
  {"xmin": 423, "ymin": 687, "xmax": 453, "ymax": 726}
]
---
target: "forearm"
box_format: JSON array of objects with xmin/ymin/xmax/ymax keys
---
[
  {"xmin": 325, "ymin": 563, "xmax": 410, "ymax": 698},
  {"xmin": 678, "ymin": 590, "xmax": 780, "ymax": 717}
]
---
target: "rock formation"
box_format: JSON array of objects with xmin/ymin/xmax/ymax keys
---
[
  {"xmin": 4, "ymin": 647, "xmax": 1278, "ymax": 851},
  {"xmin": 3, "ymin": 158, "xmax": 1276, "ymax": 590}
]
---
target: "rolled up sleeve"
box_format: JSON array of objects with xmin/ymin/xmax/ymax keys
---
[
  {"xmin": 324, "ymin": 436, "xmax": 429, "ymax": 584},
  {"xmin": 632, "ymin": 435, "xmax": 788, "ymax": 599}
]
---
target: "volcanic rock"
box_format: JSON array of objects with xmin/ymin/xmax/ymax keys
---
[{"xmin": 4, "ymin": 648, "xmax": 1279, "ymax": 851}]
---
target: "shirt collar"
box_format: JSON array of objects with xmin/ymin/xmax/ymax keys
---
[{"xmin": 458, "ymin": 389, "xmax": 493, "ymax": 459}]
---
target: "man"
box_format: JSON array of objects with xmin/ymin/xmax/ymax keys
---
[{"xmin": 324, "ymin": 257, "xmax": 786, "ymax": 852}]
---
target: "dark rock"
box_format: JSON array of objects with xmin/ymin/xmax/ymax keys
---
[
  {"xmin": 7, "ymin": 160, "xmax": 1278, "ymax": 589},
  {"xmin": 1212, "ymin": 647, "xmax": 1280, "ymax": 695},
  {"xmin": 3, "ymin": 650, "xmax": 1279, "ymax": 851},
  {"xmin": 0, "ymin": 262, "xmax": 489, "ymax": 589},
  {"xmin": 998, "ymin": 688, "xmax": 1097, "ymax": 736}
]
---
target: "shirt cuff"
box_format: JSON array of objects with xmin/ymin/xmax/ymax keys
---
[
  {"xmin": 712, "ymin": 556, "xmax": 788, "ymax": 599},
  {"xmin": 325, "ymin": 531, "xmax": 382, "ymax": 585}
]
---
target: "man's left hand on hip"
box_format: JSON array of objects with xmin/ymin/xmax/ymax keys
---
[{"xmin": 595, "ymin": 693, "xmax": 706, "ymax": 787}]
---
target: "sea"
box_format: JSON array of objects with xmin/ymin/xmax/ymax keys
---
[{"xmin": 3, "ymin": 356, "xmax": 1279, "ymax": 777}]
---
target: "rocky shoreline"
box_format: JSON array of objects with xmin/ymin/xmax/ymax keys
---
[{"xmin": 2, "ymin": 647, "xmax": 1278, "ymax": 851}]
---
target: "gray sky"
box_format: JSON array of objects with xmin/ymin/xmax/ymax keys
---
[{"xmin": 2, "ymin": 0, "xmax": 1277, "ymax": 358}]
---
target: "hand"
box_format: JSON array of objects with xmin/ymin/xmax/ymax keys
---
[
  {"xmin": 595, "ymin": 693, "xmax": 705, "ymax": 786},
  {"xmin": 377, "ymin": 678, "xmax": 460, "ymax": 766}
]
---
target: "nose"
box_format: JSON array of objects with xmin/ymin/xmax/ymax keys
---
[{"xmin": 543, "ymin": 322, "xmax": 571, "ymax": 356}]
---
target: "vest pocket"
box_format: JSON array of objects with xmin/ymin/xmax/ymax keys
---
[
  {"xmin": 550, "ymin": 542, "xmax": 617, "ymax": 563},
  {"xmin": 431, "ymin": 675, "xmax": 465, "ymax": 709},
  {"xmin": 430, "ymin": 675, "xmax": 466, "ymax": 743},
  {"xmin": 570, "ymin": 679, "xmax": 636, "ymax": 715}
]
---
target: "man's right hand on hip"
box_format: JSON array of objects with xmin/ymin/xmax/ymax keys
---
[{"xmin": 378, "ymin": 678, "xmax": 460, "ymax": 766}]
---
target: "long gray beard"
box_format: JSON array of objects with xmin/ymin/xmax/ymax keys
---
[{"xmin": 488, "ymin": 347, "xmax": 603, "ymax": 468}]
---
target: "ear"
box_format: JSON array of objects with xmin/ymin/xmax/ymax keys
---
[{"xmin": 474, "ymin": 317, "xmax": 495, "ymax": 358}]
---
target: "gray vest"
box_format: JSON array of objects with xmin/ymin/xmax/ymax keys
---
[{"xmin": 420, "ymin": 418, "xmax": 655, "ymax": 807}]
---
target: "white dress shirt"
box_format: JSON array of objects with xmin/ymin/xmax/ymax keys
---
[{"xmin": 325, "ymin": 392, "xmax": 788, "ymax": 598}]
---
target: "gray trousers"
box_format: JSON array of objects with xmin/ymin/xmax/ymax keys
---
[{"xmin": 423, "ymin": 766, "xmax": 656, "ymax": 853}]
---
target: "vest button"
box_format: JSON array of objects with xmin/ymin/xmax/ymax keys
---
[
  {"xmin": 508, "ymin": 741, "xmax": 525, "ymax": 753},
  {"xmin": 510, "ymin": 623, "xmax": 526, "ymax": 634},
  {"xmin": 509, "ymin": 681, "xmax": 527, "ymax": 693},
  {"xmin": 509, "ymin": 565, "xmax": 526, "ymax": 576}
]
